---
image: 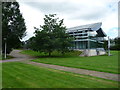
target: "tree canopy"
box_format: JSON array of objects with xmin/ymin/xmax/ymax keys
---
[
  {"xmin": 27, "ymin": 14, "xmax": 72, "ymax": 56},
  {"xmin": 2, "ymin": 2, "xmax": 26, "ymax": 54},
  {"xmin": 110, "ymin": 37, "xmax": 120, "ymax": 50}
]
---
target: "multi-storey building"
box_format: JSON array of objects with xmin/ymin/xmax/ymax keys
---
[{"xmin": 66, "ymin": 22, "xmax": 107, "ymax": 56}]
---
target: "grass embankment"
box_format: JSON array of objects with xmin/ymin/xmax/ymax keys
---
[
  {"xmin": 21, "ymin": 50, "xmax": 119, "ymax": 74},
  {"xmin": 21, "ymin": 50, "xmax": 81, "ymax": 57},
  {"xmin": 3, "ymin": 62, "xmax": 118, "ymax": 88}
]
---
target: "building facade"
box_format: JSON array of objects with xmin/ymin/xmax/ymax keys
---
[{"xmin": 66, "ymin": 22, "xmax": 106, "ymax": 56}]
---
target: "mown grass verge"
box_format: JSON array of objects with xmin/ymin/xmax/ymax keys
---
[
  {"xmin": 3, "ymin": 62, "xmax": 119, "ymax": 88},
  {"xmin": 21, "ymin": 50, "xmax": 119, "ymax": 74}
]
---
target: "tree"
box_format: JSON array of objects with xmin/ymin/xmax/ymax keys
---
[
  {"xmin": 110, "ymin": 37, "xmax": 120, "ymax": 50},
  {"xmin": 103, "ymin": 40, "xmax": 108, "ymax": 50},
  {"xmin": 2, "ymin": 2, "xmax": 26, "ymax": 54},
  {"xmin": 25, "ymin": 37, "xmax": 36, "ymax": 50},
  {"xmin": 29, "ymin": 14, "xmax": 72, "ymax": 56}
]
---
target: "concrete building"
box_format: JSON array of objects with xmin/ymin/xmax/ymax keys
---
[{"xmin": 66, "ymin": 22, "xmax": 107, "ymax": 56}]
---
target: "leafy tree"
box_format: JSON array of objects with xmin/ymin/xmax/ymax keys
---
[
  {"xmin": 103, "ymin": 39, "xmax": 108, "ymax": 50},
  {"xmin": 2, "ymin": 2, "xmax": 26, "ymax": 54},
  {"xmin": 25, "ymin": 37, "xmax": 36, "ymax": 50},
  {"xmin": 114, "ymin": 37, "xmax": 120, "ymax": 45},
  {"xmin": 110, "ymin": 37, "xmax": 120, "ymax": 50},
  {"xmin": 29, "ymin": 14, "xmax": 72, "ymax": 56}
]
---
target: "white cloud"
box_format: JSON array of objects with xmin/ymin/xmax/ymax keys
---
[
  {"xmin": 101, "ymin": 11, "xmax": 118, "ymax": 38},
  {"xmin": 19, "ymin": 2, "xmax": 44, "ymax": 41},
  {"xmin": 18, "ymin": 0, "xmax": 119, "ymax": 41}
]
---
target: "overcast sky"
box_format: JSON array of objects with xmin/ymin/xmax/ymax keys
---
[{"xmin": 18, "ymin": 0, "xmax": 119, "ymax": 41}]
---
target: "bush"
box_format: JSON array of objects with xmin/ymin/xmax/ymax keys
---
[{"xmin": 110, "ymin": 44, "xmax": 120, "ymax": 50}]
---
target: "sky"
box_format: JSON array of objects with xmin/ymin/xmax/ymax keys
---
[{"xmin": 17, "ymin": 0, "xmax": 119, "ymax": 41}]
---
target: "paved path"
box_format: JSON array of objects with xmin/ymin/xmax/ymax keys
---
[
  {"xmin": 27, "ymin": 61, "xmax": 120, "ymax": 82},
  {"xmin": 1, "ymin": 50, "xmax": 120, "ymax": 82},
  {"xmin": 0, "ymin": 50, "xmax": 35, "ymax": 63}
]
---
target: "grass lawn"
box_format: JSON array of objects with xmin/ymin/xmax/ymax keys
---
[
  {"xmin": 3, "ymin": 62, "xmax": 118, "ymax": 88},
  {"xmin": 0, "ymin": 63, "xmax": 2, "ymax": 89},
  {"xmin": 21, "ymin": 50, "xmax": 119, "ymax": 74}
]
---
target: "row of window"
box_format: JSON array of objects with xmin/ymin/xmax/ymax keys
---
[
  {"xmin": 70, "ymin": 34, "xmax": 88, "ymax": 36},
  {"xmin": 67, "ymin": 30, "xmax": 89, "ymax": 34}
]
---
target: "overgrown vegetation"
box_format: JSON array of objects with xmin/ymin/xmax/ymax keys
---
[{"xmin": 21, "ymin": 50, "xmax": 82, "ymax": 58}]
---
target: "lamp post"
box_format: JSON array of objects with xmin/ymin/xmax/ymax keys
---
[{"xmin": 4, "ymin": 38, "xmax": 7, "ymax": 59}]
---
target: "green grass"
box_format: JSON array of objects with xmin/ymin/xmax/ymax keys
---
[
  {"xmin": 21, "ymin": 50, "xmax": 82, "ymax": 57},
  {"xmin": 2, "ymin": 55, "xmax": 14, "ymax": 60},
  {"xmin": 21, "ymin": 50, "xmax": 119, "ymax": 74},
  {"xmin": 0, "ymin": 55, "xmax": 2, "ymax": 60},
  {"xmin": 0, "ymin": 63, "xmax": 2, "ymax": 89},
  {"xmin": 3, "ymin": 62, "xmax": 119, "ymax": 88}
]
